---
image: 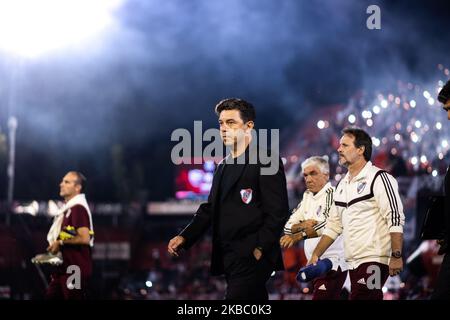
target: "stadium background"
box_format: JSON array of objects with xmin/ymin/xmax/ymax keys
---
[{"xmin": 0, "ymin": 0, "xmax": 449, "ymax": 299}]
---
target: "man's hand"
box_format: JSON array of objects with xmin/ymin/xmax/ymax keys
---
[
  {"xmin": 168, "ymin": 235, "xmax": 186, "ymax": 257},
  {"xmin": 46, "ymin": 241, "xmax": 60, "ymax": 255},
  {"xmin": 280, "ymin": 226, "xmax": 316, "ymax": 248},
  {"xmin": 280, "ymin": 235, "xmax": 295, "ymax": 248},
  {"xmin": 303, "ymin": 219, "xmax": 318, "ymax": 229},
  {"xmin": 307, "ymin": 253, "xmax": 319, "ymax": 266},
  {"xmin": 253, "ymin": 247, "xmax": 263, "ymax": 261},
  {"xmin": 291, "ymin": 219, "xmax": 318, "ymax": 233},
  {"xmin": 389, "ymin": 257, "xmax": 403, "ymax": 276}
]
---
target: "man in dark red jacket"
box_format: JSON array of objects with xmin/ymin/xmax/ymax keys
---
[{"xmin": 46, "ymin": 171, "xmax": 94, "ymax": 299}]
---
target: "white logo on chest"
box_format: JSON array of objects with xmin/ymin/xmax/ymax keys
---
[
  {"xmin": 357, "ymin": 181, "xmax": 367, "ymax": 194},
  {"xmin": 316, "ymin": 205, "xmax": 322, "ymax": 216},
  {"xmin": 240, "ymin": 189, "xmax": 253, "ymax": 204}
]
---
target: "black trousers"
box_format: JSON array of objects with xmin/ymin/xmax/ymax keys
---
[
  {"xmin": 222, "ymin": 250, "xmax": 273, "ymax": 300},
  {"xmin": 431, "ymin": 252, "xmax": 450, "ymax": 300}
]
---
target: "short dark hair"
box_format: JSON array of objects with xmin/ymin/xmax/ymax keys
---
[
  {"xmin": 438, "ymin": 80, "xmax": 450, "ymax": 104},
  {"xmin": 342, "ymin": 127, "xmax": 372, "ymax": 161},
  {"xmin": 215, "ymin": 98, "xmax": 256, "ymax": 123},
  {"xmin": 69, "ymin": 171, "xmax": 87, "ymax": 193}
]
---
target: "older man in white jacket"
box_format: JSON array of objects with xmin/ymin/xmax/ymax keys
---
[{"xmin": 280, "ymin": 156, "xmax": 347, "ymax": 300}]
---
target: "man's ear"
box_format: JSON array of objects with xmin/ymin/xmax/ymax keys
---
[
  {"xmin": 245, "ymin": 121, "xmax": 254, "ymax": 130},
  {"xmin": 358, "ymin": 145, "xmax": 365, "ymax": 156}
]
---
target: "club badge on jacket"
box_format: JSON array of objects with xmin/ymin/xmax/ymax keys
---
[
  {"xmin": 240, "ymin": 188, "xmax": 253, "ymax": 204},
  {"xmin": 357, "ymin": 181, "xmax": 367, "ymax": 194}
]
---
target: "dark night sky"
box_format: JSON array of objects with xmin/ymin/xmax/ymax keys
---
[{"xmin": 0, "ymin": 0, "xmax": 449, "ymax": 202}]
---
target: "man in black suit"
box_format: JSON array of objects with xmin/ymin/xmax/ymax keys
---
[
  {"xmin": 168, "ymin": 98, "xmax": 289, "ymax": 300},
  {"xmin": 432, "ymin": 80, "xmax": 450, "ymax": 299}
]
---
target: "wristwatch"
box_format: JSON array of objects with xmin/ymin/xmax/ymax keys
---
[
  {"xmin": 301, "ymin": 230, "xmax": 308, "ymax": 240},
  {"xmin": 391, "ymin": 250, "xmax": 402, "ymax": 258}
]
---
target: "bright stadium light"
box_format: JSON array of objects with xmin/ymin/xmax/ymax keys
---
[
  {"xmin": 420, "ymin": 155, "xmax": 427, "ymax": 164},
  {"xmin": 0, "ymin": 0, "xmax": 123, "ymax": 57},
  {"xmin": 372, "ymin": 105, "xmax": 380, "ymax": 114},
  {"xmin": 361, "ymin": 110, "xmax": 372, "ymax": 119},
  {"xmin": 317, "ymin": 120, "xmax": 325, "ymax": 129},
  {"xmin": 372, "ymin": 137, "xmax": 380, "ymax": 147}
]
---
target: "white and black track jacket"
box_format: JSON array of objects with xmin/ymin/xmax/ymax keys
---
[
  {"xmin": 284, "ymin": 182, "xmax": 347, "ymax": 271},
  {"xmin": 323, "ymin": 161, "xmax": 405, "ymax": 269}
]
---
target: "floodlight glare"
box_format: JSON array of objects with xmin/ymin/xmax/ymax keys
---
[{"xmin": 0, "ymin": 0, "xmax": 123, "ymax": 57}]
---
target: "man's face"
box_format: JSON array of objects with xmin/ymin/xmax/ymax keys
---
[
  {"xmin": 303, "ymin": 165, "xmax": 328, "ymax": 194},
  {"xmin": 59, "ymin": 172, "xmax": 80, "ymax": 201},
  {"xmin": 337, "ymin": 134, "xmax": 364, "ymax": 167},
  {"xmin": 218, "ymin": 109, "xmax": 253, "ymax": 146}
]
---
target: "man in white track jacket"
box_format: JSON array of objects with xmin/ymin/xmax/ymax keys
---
[
  {"xmin": 308, "ymin": 127, "xmax": 405, "ymax": 300},
  {"xmin": 280, "ymin": 156, "xmax": 347, "ymax": 299}
]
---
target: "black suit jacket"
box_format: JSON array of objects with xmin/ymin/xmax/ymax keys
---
[
  {"xmin": 444, "ymin": 165, "xmax": 450, "ymax": 253},
  {"xmin": 179, "ymin": 147, "xmax": 289, "ymax": 276}
]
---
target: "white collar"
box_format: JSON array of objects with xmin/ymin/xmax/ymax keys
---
[
  {"xmin": 343, "ymin": 161, "xmax": 372, "ymax": 183},
  {"xmin": 59, "ymin": 193, "xmax": 89, "ymax": 215},
  {"xmin": 306, "ymin": 182, "xmax": 332, "ymax": 199}
]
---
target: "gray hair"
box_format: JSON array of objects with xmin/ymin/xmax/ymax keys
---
[{"xmin": 301, "ymin": 156, "xmax": 329, "ymax": 175}]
